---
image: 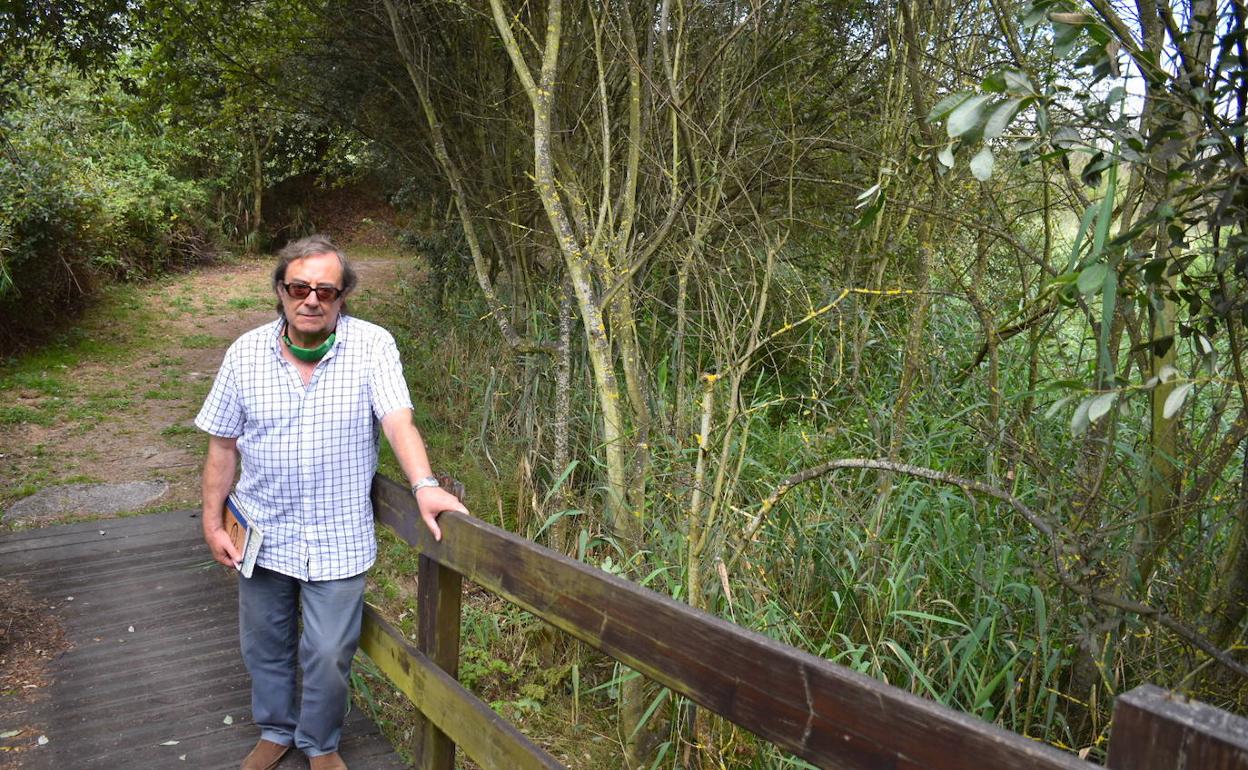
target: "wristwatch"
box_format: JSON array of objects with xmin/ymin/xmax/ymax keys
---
[{"xmin": 411, "ymin": 476, "xmax": 441, "ymax": 494}]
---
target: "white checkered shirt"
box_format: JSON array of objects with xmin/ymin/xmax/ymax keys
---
[{"xmin": 195, "ymin": 314, "xmax": 413, "ymax": 581}]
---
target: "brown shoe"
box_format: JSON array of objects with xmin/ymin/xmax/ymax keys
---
[
  {"xmin": 240, "ymin": 739, "xmax": 290, "ymax": 770},
  {"xmin": 308, "ymin": 752, "xmax": 348, "ymax": 770}
]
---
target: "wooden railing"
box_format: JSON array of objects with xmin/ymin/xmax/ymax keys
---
[{"xmin": 361, "ymin": 475, "xmax": 1248, "ymax": 769}]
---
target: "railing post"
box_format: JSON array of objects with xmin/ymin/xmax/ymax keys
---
[
  {"xmin": 1106, "ymin": 684, "xmax": 1248, "ymax": 769},
  {"xmin": 416, "ymin": 552, "xmax": 463, "ymax": 770}
]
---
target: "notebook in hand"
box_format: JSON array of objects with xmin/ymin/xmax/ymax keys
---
[{"xmin": 224, "ymin": 493, "xmax": 263, "ymax": 578}]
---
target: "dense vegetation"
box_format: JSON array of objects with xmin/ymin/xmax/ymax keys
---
[{"xmin": 4, "ymin": 0, "xmax": 1246, "ymax": 766}]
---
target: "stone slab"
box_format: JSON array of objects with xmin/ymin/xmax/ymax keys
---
[{"xmin": 4, "ymin": 481, "xmax": 169, "ymax": 523}]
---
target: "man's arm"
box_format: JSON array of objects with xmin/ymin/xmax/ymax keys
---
[
  {"xmin": 202, "ymin": 434, "xmax": 243, "ymax": 567},
  {"xmin": 381, "ymin": 408, "xmax": 469, "ymax": 542}
]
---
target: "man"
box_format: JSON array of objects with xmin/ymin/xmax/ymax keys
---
[{"xmin": 195, "ymin": 235, "xmax": 467, "ymax": 770}]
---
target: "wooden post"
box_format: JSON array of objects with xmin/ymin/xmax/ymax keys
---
[
  {"xmin": 1107, "ymin": 684, "xmax": 1248, "ymax": 769},
  {"xmin": 415, "ymin": 552, "xmax": 463, "ymax": 770}
]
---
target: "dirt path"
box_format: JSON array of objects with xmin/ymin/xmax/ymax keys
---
[{"xmin": 0, "ymin": 253, "xmax": 408, "ymax": 522}]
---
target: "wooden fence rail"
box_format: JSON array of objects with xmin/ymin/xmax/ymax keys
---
[{"xmin": 361, "ymin": 475, "xmax": 1248, "ymax": 769}]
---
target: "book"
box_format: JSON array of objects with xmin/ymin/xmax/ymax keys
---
[{"xmin": 224, "ymin": 493, "xmax": 263, "ymax": 578}]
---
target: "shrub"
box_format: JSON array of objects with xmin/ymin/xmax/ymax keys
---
[{"xmin": 0, "ymin": 55, "xmax": 213, "ymax": 352}]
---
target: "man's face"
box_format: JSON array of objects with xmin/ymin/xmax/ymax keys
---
[{"xmin": 278, "ymin": 252, "xmax": 345, "ymax": 344}]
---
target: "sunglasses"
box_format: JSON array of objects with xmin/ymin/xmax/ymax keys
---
[{"xmin": 282, "ymin": 281, "xmax": 343, "ymax": 302}]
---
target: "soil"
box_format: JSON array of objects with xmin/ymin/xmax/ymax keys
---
[{"xmin": 0, "ymin": 255, "xmax": 406, "ymax": 520}]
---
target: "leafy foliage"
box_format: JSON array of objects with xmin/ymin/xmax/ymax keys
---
[{"xmin": 0, "ymin": 54, "xmax": 210, "ymax": 351}]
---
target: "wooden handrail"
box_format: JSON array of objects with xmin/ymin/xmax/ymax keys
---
[
  {"xmin": 363, "ymin": 474, "xmax": 1248, "ymax": 769},
  {"xmin": 360, "ymin": 605, "xmax": 563, "ymax": 769}
]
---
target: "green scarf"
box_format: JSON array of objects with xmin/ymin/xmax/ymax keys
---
[{"xmin": 283, "ymin": 327, "xmax": 336, "ymax": 362}]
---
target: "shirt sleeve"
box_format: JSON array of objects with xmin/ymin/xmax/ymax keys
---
[
  {"xmin": 195, "ymin": 346, "xmax": 245, "ymax": 438},
  {"xmin": 369, "ymin": 330, "xmax": 414, "ymax": 420}
]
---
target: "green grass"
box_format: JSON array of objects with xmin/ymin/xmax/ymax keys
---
[
  {"xmin": 2, "ymin": 370, "xmax": 71, "ymax": 397},
  {"xmin": 181, "ymin": 333, "xmax": 226, "ymax": 349},
  {"xmin": 143, "ymin": 385, "xmax": 184, "ymax": 400},
  {"xmin": 226, "ymin": 296, "xmax": 267, "ymax": 310},
  {"xmin": 0, "ymin": 405, "xmax": 57, "ymax": 426}
]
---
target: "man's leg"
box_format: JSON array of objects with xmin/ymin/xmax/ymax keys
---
[
  {"xmin": 294, "ymin": 572, "xmax": 366, "ymax": 757},
  {"xmin": 239, "ymin": 567, "xmax": 301, "ymax": 746}
]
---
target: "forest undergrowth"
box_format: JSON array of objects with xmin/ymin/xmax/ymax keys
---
[{"xmin": 358, "ymin": 232, "xmax": 1247, "ymax": 768}]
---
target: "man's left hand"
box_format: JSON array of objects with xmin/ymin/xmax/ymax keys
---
[{"xmin": 414, "ymin": 486, "xmax": 469, "ymax": 542}]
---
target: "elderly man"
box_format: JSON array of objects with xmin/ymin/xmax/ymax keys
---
[{"xmin": 195, "ymin": 235, "xmax": 467, "ymax": 770}]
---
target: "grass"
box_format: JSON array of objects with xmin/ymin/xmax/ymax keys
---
[
  {"xmin": 356, "ymin": 244, "xmax": 1159, "ymax": 767},
  {"xmin": 0, "ymin": 405, "xmax": 57, "ymax": 427},
  {"xmin": 226, "ymin": 296, "xmax": 267, "ymax": 310},
  {"xmin": 181, "ymin": 333, "xmax": 226, "ymax": 349}
]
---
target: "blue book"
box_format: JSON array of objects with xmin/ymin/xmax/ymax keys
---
[{"xmin": 224, "ymin": 493, "xmax": 264, "ymax": 578}]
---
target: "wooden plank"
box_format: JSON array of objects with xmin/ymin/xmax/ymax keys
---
[
  {"xmin": 416, "ymin": 552, "xmax": 462, "ymax": 770},
  {"xmin": 360, "ymin": 605, "xmax": 565, "ymax": 770},
  {"xmin": 2, "ymin": 546, "xmax": 210, "ymax": 591},
  {"xmin": 374, "ymin": 475, "xmax": 1091, "ymax": 770},
  {"xmin": 1107, "ymin": 684, "xmax": 1248, "ymax": 769},
  {"xmin": 0, "ymin": 509, "xmax": 200, "ymax": 558},
  {"xmin": 0, "ymin": 510, "xmax": 407, "ymax": 770}
]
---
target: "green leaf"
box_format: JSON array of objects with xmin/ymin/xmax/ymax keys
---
[
  {"xmin": 1049, "ymin": 11, "xmax": 1089, "ymax": 24},
  {"xmin": 983, "ymin": 98, "xmax": 1024, "ymax": 139},
  {"xmin": 1087, "ymin": 391, "xmax": 1117, "ymax": 423},
  {"xmin": 856, "ymin": 182, "xmax": 881, "ymax": 202},
  {"xmin": 1070, "ymin": 396, "xmax": 1093, "ymax": 434},
  {"xmin": 937, "ymin": 143, "xmax": 956, "ymax": 168},
  {"xmin": 1022, "ymin": 2, "xmax": 1048, "ymax": 28},
  {"xmin": 1044, "ymin": 395, "xmax": 1073, "ymax": 419},
  {"xmin": 1045, "ymin": 272, "xmax": 1079, "ymax": 289},
  {"xmin": 1052, "ymin": 125, "xmax": 1082, "ymax": 148},
  {"xmin": 889, "ymin": 609, "xmax": 970, "ymax": 630},
  {"xmin": 1003, "ymin": 69, "xmax": 1035, "ymax": 94},
  {"xmin": 928, "ymin": 92, "xmax": 973, "ymax": 124},
  {"xmin": 947, "ymin": 94, "xmax": 993, "ymax": 138},
  {"xmin": 535, "ymin": 508, "xmax": 583, "ymax": 538},
  {"xmin": 1163, "ymin": 382, "xmax": 1194, "ymax": 419},
  {"xmin": 541, "ymin": 459, "xmax": 580, "ymax": 506},
  {"xmin": 970, "ymin": 146, "xmax": 994, "ymax": 180},
  {"xmin": 1053, "ymin": 21, "xmax": 1083, "ymax": 57},
  {"xmin": 1077, "ymin": 263, "xmax": 1108, "ymax": 294},
  {"xmin": 981, "ymin": 71, "xmax": 1007, "ymax": 93}
]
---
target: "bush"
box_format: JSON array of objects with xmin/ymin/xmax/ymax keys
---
[{"xmin": 0, "ymin": 56, "xmax": 213, "ymax": 352}]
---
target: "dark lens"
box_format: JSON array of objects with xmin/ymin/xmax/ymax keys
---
[
  {"xmin": 314, "ymin": 287, "xmax": 341, "ymax": 302},
  {"xmin": 286, "ymin": 282, "xmax": 313, "ymax": 299}
]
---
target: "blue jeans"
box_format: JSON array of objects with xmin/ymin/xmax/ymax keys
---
[{"xmin": 238, "ymin": 567, "xmax": 366, "ymax": 757}]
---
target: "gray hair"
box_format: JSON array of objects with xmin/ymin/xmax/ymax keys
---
[{"xmin": 271, "ymin": 235, "xmax": 358, "ymax": 313}]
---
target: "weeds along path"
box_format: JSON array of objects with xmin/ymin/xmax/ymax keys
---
[{"xmin": 0, "ymin": 250, "xmax": 409, "ymax": 522}]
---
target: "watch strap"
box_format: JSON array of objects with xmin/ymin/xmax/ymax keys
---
[{"xmin": 411, "ymin": 476, "xmax": 441, "ymax": 493}]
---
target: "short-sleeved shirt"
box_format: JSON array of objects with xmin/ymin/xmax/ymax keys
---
[{"xmin": 195, "ymin": 314, "xmax": 412, "ymax": 581}]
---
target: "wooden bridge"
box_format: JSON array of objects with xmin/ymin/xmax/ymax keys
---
[
  {"xmin": 0, "ymin": 509, "xmax": 404, "ymax": 768},
  {"xmin": 2, "ymin": 475, "xmax": 1247, "ymax": 769}
]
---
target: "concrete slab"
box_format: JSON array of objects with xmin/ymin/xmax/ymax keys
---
[{"xmin": 4, "ymin": 481, "xmax": 169, "ymax": 523}]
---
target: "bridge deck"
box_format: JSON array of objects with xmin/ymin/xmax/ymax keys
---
[{"xmin": 0, "ymin": 510, "xmax": 407, "ymax": 769}]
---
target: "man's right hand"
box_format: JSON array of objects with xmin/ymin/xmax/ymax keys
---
[
  {"xmin": 201, "ymin": 434, "xmax": 241, "ymax": 568},
  {"xmin": 206, "ymin": 527, "xmax": 243, "ymax": 568}
]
